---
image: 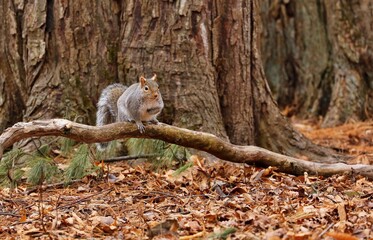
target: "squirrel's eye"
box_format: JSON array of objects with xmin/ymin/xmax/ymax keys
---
[{"xmin": 144, "ymin": 86, "xmax": 149, "ymax": 91}]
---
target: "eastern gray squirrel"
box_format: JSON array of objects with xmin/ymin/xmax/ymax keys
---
[{"xmin": 96, "ymin": 74, "xmax": 164, "ymax": 150}]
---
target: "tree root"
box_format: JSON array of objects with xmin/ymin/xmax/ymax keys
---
[{"xmin": 0, "ymin": 119, "xmax": 372, "ymax": 179}]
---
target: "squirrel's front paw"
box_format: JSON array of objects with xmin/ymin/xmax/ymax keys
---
[
  {"xmin": 136, "ymin": 122, "xmax": 146, "ymax": 133},
  {"xmin": 150, "ymin": 119, "xmax": 160, "ymax": 125}
]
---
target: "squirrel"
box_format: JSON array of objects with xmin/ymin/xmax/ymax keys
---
[{"xmin": 96, "ymin": 74, "xmax": 164, "ymax": 150}]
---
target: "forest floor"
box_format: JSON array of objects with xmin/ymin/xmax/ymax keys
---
[{"xmin": 0, "ymin": 120, "xmax": 373, "ymax": 239}]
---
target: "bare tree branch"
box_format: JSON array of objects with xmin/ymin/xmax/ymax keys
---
[{"xmin": 0, "ymin": 119, "xmax": 372, "ymax": 179}]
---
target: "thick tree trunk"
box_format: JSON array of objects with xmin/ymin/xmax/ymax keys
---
[
  {"xmin": 213, "ymin": 1, "xmax": 255, "ymax": 145},
  {"xmin": 322, "ymin": 0, "xmax": 373, "ymax": 127},
  {"xmin": 117, "ymin": 1, "xmax": 227, "ymax": 139},
  {"xmin": 0, "ymin": 1, "xmax": 27, "ymax": 131},
  {"xmin": 0, "ymin": 0, "xmax": 346, "ymax": 164},
  {"xmin": 260, "ymin": 0, "xmax": 373, "ymax": 126},
  {"xmin": 252, "ymin": 0, "xmax": 340, "ymax": 162},
  {"xmin": 260, "ymin": 0, "xmax": 332, "ymax": 118},
  {"xmin": 0, "ymin": 0, "xmax": 120, "ymax": 131}
]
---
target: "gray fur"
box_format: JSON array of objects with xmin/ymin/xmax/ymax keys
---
[
  {"xmin": 96, "ymin": 83, "xmax": 127, "ymax": 151},
  {"xmin": 96, "ymin": 76, "xmax": 164, "ymax": 150}
]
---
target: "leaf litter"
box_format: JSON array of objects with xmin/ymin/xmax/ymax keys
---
[{"xmin": 0, "ymin": 121, "xmax": 373, "ymax": 239}]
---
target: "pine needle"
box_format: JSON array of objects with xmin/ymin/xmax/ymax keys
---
[
  {"xmin": 126, "ymin": 139, "xmax": 190, "ymax": 169},
  {"xmin": 104, "ymin": 140, "xmax": 122, "ymax": 157},
  {"xmin": 59, "ymin": 138, "xmax": 76, "ymax": 157},
  {"xmin": 64, "ymin": 144, "xmax": 97, "ymax": 182},
  {"xmin": 0, "ymin": 148, "xmax": 25, "ymax": 187},
  {"xmin": 208, "ymin": 228, "xmax": 237, "ymax": 239},
  {"xmin": 172, "ymin": 162, "xmax": 194, "ymax": 176},
  {"xmin": 27, "ymin": 157, "xmax": 59, "ymax": 185}
]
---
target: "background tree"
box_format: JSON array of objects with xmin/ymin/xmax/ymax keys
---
[
  {"xmin": 0, "ymin": 0, "xmax": 348, "ymax": 163},
  {"xmin": 260, "ymin": 0, "xmax": 373, "ymax": 127}
]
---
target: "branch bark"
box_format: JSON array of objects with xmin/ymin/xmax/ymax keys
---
[{"xmin": 1, "ymin": 119, "xmax": 372, "ymax": 179}]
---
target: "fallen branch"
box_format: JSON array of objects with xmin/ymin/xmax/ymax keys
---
[{"xmin": 0, "ymin": 119, "xmax": 372, "ymax": 179}]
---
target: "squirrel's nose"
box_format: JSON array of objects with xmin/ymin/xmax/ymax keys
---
[{"xmin": 154, "ymin": 93, "xmax": 158, "ymax": 99}]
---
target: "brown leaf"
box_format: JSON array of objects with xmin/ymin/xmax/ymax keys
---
[
  {"xmin": 229, "ymin": 187, "xmax": 247, "ymax": 195},
  {"xmin": 337, "ymin": 203, "xmax": 347, "ymax": 221},
  {"xmin": 190, "ymin": 155, "xmax": 206, "ymax": 172},
  {"xmin": 184, "ymin": 220, "xmax": 202, "ymax": 233},
  {"xmin": 326, "ymin": 232, "xmax": 360, "ymax": 240},
  {"xmin": 19, "ymin": 208, "xmax": 27, "ymax": 223},
  {"xmin": 147, "ymin": 219, "xmax": 179, "ymax": 239},
  {"xmin": 2, "ymin": 121, "xmax": 373, "ymax": 239},
  {"xmin": 250, "ymin": 166, "xmax": 276, "ymax": 181}
]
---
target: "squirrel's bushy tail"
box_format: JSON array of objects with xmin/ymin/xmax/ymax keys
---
[
  {"xmin": 96, "ymin": 103, "xmax": 110, "ymax": 151},
  {"xmin": 96, "ymin": 84, "xmax": 127, "ymax": 151}
]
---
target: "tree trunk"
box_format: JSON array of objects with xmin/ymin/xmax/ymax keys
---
[
  {"xmin": 117, "ymin": 1, "xmax": 227, "ymax": 139},
  {"xmin": 322, "ymin": 0, "xmax": 373, "ymax": 127},
  {"xmin": 213, "ymin": 0, "xmax": 255, "ymax": 145},
  {"xmin": 0, "ymin": 0, "xmax": 344, "ymax": 163},
  {"xmin": 260, "ymin": 0, "xmax": 332, "ymax": 119},
  {"xmin": 260, "ymin": 0, "xmax": 373, "ymax": 126},
  {"xmin": 0, "ymin": 0, "xmax": 27, "ymax": 131},
  {"xmin": 0, "ymin": 0, "xmax": 120, "ymax": 130}
]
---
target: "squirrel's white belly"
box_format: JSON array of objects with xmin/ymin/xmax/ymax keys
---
[
  {"xmin": 138, "ymin": 100, "xmax": 162, "ymax": 121},
  {"xmin": 140, "ymin": 108, "xmax": 161, "ymax": 121}
]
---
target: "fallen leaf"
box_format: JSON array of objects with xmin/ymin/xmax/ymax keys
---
[
  {"xmin": 337, "ymin": 203, "xmax": 347, "ymax": 221},
  {"xmin": 147, "ymin": 219, "xmax": 179, "ymax": 239},
  {"xmin": 326, "ymin": 231, "xmax": 360, "ymax": 240}
]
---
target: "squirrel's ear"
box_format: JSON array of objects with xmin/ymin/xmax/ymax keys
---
[
  {"xmin": 139, "ymin": 76, "xmax": 146, "ymax": 87},
  {"xmin": 151, "ymin": 74, "xmax": 157, "ymax": 81}
]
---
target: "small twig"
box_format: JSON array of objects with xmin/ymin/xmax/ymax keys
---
[
  {"xmin": 212, "ymin": 183, "xmax": 228, "ymax": 199},
  {"xmin": 37, "ymin": 170, "xmax": 48, "ymax": 234},
  {"xmin": 318, "ymin": 222, "xmax": 335, "ymax": 238},
  {"xmin": 52, "ymin": 194, "xmax": 62, "ymax": 230},
  {"xmin": 0, "ymin": 212, "xmax": 21, "ymax": 217},
  {"xmin": 25, "ymin": 179, "xmax": 82, "ymax": 194},
  {"xmin": 130, "ymin": 191, "xmax": 183, "ymax": 204},
  {"xmin": 10, "ymin": 220, "xmax": 33, "ymax": 226},
  {"xmin": 132, "ymin": 191, "xmax": 212, "ymax": 201},
  {"xmin": 149, "ymin": 191, "xmax": 179, "ymax": 198},
  {"xmin": 361, "ymin": 192, "xmax": 373, "ymax": 198},
  {"xmin": 102, "ymin": 154, "xmax": 158, "ymax": 162},
  {"xmin": 55, "ymin": 188, "xmax": 114, "ymax": 210},
  {"xmin": 324, "ymin": 194, "xmax": 337, "ymax": 203},
  {"xmin": 31, "ymin": 138, "xmax": 48, "ymax": 159},
  {"xmin": 179, "ymin": 231, "xmax": 205, "ymax": 240}
]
